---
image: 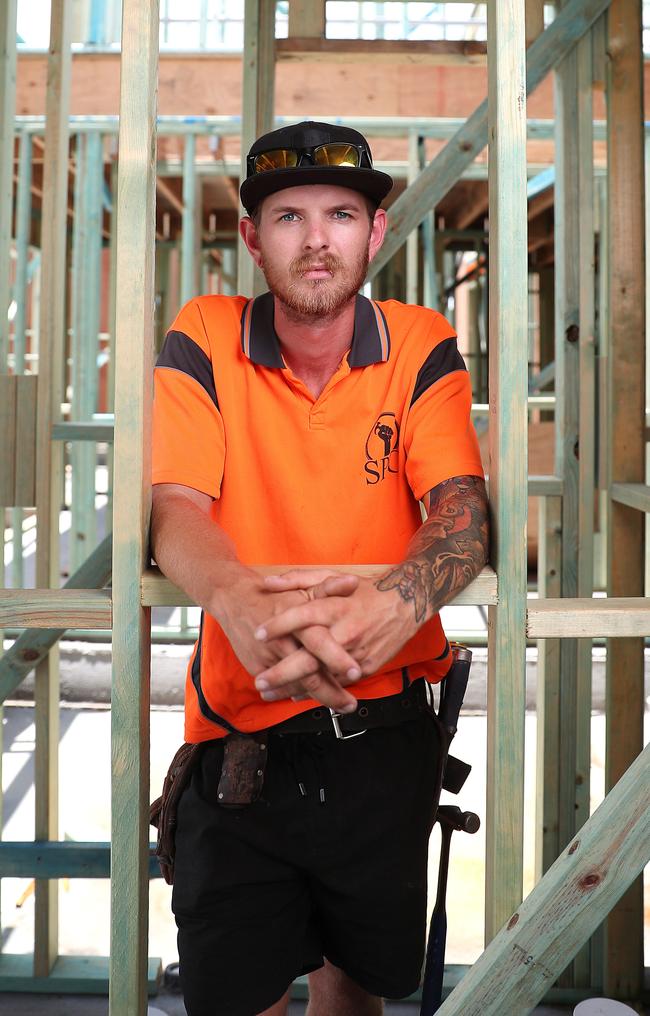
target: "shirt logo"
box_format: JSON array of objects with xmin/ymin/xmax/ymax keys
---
[{"xmin": 365, "ymin": 412, "xmax": 400, "ymax": 485}]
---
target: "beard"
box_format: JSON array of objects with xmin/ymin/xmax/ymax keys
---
[{"xmin": 259, "ymin": 248, "xmax": 370, "ymax": 323}]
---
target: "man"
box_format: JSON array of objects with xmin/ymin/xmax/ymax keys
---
[{"xmin": 151, "ymin": 120, "xmax": 488, "ymax": 1016}]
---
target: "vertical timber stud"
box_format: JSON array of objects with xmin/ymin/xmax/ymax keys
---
[
  {"xmin": 33, "ymin": 0, "xmax": 72, "ymax": 976},
  {"xmin": 72, "ymin": 131, "xmax": 102, "ymax": 570},
  {"xmin": 11, "ymin": 130, "xmax": 33, "ymax": 591},
  {"xmin": 553, "ymin": 2, "xmax": 581, "ymax": 985},
  {"xmin": 0, "ymin": 0, "xmax": 17, "ymax": 370},
  {"xmin": 535, "ymin": 494, "xmax": 561, "ymax": 883},
  {"xmin": 485, "ymin": 0, "xmax": 528, "ymax": 942},
  {"xmin": 238, "ymin": 0, "xmax": 275, "ymax": 297},
  {"xmin": 0, "ymin": 6, "xmax": 17, "ymax": 949},
  {"xmin": 71, "ymin": 132, "xmax": 102, "ymax": 572},
  {"xmin": 109, "ymin": 0, "xmax": 158, "ymax": 1013},
  {"xmin": 525, "ymin": 0, "xmax": 544, "ymax": 47},
  {"xmin": 181, "ymin": 133, "xmax": 198, "ymax": 303},
  {"xmin": 604, "ymin": 0, "xmax": 645, "ymax": 998},
  {"xmin": 288, "ymin": 0, "xmax": 326, "ymax": 38},
  {"xmin": 574, "ymin": 26, "xmax": 596, "ymax": 989},
  {"xmin": 406, "ymin": 131, "xmax": 419, "ymax": 306}
]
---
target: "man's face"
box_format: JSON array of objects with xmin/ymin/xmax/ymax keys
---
[{"xmin": 240, "ymin": 184, "xmax": 386, "ymax": 321}]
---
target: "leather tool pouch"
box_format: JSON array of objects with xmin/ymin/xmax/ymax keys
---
[
  {"xmin": 217, "ymin": 732, "xmax": 268, "ymax": 808},
  {"xmin": 150, "ymin": 741, "xmax": 202, "ymax": 886}
]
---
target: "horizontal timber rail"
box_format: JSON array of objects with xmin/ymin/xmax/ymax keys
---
[
  {"xmin": 11, "ymin": 114, "xmax": 614, "ymax": 142},
  {"xmin": 52, "ymin": 421, "xmax": 116, "ymax": 442},
  {"xmin": 527, "ymin": 475, "xmax": 563, "ymax": 496},
  {"xmin": 141, "ymin": 564, "xmax": 499, "ymax": 608},
  {"xmin": 0, "ymin": 534, "xmax": 113, "ymax": 701},
  {"xmin": 0, "ymin": 589, "xmax": 112, "ymax": 629},
  {"xmin": 472, "ymin": 396, "xmax": 556, "ymax": 414},
  {"xmin": 610, "ymin": 482, "xmax": 650, "ymax": 513},
  {"xmin": 527, "ymin": 598, "xmax": 650, "ymax": 638},
  {"xmin": 0, "ymin": 955, "xmax": 162, "ymax": 994},
  {"xmin": 6, "ymin": 584, "xmax": 650, "ymax": 639},
  {"xmin": 0, "ymin": 841, "xmax": 160, "ymax": 879},
  {"xmin": 275, "ymin": 38, "xmax": 488, "ymax": 64}
]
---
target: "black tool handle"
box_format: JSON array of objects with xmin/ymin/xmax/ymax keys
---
[
  {"xmin": 438, "ymin": 646, "xmax": 472, "ymax": 737},
  {"xmin": 420, "ymin": 821, "xmax": 453, "ymax": 1016},
  {"xmin": 420, "ymin": 808, "xmax": 481, "ymax": 1016}
]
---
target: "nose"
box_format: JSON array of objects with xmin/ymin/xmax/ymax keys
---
[{"xmin": 302, "ymin": 218, "xmax": 329, "ymax": 252}]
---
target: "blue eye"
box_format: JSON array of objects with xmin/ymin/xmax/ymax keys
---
[
  {"xmin": 334, "ymin": 210, "xmax": 351, "ymax": 219},
  {"xmin": 280, "ymin": 212, "xmax": 297, "ymax": 222}
]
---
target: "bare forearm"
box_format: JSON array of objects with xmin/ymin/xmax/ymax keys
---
[
  {"xmin": 150, "ymin": 486, "xmax": 362, "ymax": 702},
  {"xmin": 150, "ymin": 490, "xmax": 258, "ymax": 618},
  {"xmin": 376, "ymin": 475, "xmax": 489, "ymax": 624}
]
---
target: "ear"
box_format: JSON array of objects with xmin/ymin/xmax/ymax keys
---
[
  {"xmin": 239, "ymin": 216, "xmax": 263, "ymax": 268},
  {"xmin": 368, "ymin": 207, "xmax": 387, "ymax": 264}
]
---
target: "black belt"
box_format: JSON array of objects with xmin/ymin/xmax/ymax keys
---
[{"xmin": 266, "ymin": 679, "xmax": 432, "ymax": 740}]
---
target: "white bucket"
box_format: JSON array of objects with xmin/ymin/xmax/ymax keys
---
[{"xmin": 573, "ymin": 1000, "xmax": 638, "ymax": 1016}]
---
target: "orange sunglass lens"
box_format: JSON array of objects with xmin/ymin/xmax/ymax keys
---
[
  {"xmin": 254, "ymin": 149, "xmax": 299, "ymax": 172},
  {"xmin": 313, "ymin": 144, "xmax": 360, "ymax": 167}
]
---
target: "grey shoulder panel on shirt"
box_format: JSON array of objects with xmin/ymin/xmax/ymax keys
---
[
  {"xmin": 156, "ymin": 329, "xmax": 218, "ymax": 409},
  {"xmin": 410, "ymin": 336, "xmax": 466, "ymax": 407}
]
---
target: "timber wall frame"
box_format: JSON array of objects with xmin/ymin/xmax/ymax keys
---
[{"xmin": 0, "ymin": 0, "xmax": 649, "ymax": 1011}]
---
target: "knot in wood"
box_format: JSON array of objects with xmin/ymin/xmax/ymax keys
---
[
  {"xmin": 459, "ymin": 141, "xmax": 473, "ymax": 153},
  {"xmin": 21, "ymin": 649, "xmax": 40, "ymax": 662},
  {"xmin": 566, "ymin": 324, "xmax": 579, "ymax": 343},
  {"xmin": 568, "ymin": 839, "xmax": 580, "ymax": 855},
  {"xmin": 507, "ymin": 913, "xmax": 520, "ymax": 930},
  {"xmin": 579, "ymin": 871, "xmax": 601, "ymax": 890}
]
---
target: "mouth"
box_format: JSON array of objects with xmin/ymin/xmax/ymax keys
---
[{"xmin": 300, "ymin": 265, "xmax": 334, "ymax": 280}]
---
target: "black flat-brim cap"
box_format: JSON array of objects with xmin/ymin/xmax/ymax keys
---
[{"xmin": 240, "ymin": 120, "xmax": 393, "ymax": 215}]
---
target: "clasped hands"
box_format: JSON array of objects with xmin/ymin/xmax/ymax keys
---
[{"xmin": 232, "ymin": 568, "xmax": 418, "ymax": 714}]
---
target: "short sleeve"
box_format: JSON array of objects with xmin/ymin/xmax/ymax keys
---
[
  {"xmin": 152, "ymin": 299, "xmax": 225, "ymax": 499},
  {"xmin": 403, "ymin": 333, "xmax": 484, "ymax": 501}
]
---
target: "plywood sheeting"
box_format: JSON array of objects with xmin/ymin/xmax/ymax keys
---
[{"xmin": 16, "ymin": 50, "xmax": 600, "ymax": 120}]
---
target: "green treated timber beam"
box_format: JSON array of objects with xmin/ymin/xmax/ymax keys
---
[
  {"xmin": 0, "ymin": 0, "xmax": 17, "ymax": 368},
  {"xmin": 436, "ymin": 744, "xmax": 650, "ymax": 1015},
  {"xmin": 109, "ymin": 0, "xmax": 159, "ymax": 1012},
  {"xmin": 0, "ymin": 841, "xmax": 161, "ymax": 878},
  {"xmin": 52, "ymin": 420, "xmax": 115, "ymax": 441},
  {"xmin": 528, "ymin": 476, "xmax": 563, "ymax": 497},
  {"xmin": 0, "ymin": 955, "xmax": 161, "ymax": 995},
  {"xmin": 8, "ymin": 114, "xmax": 620, "ymax": 143},
  {"xmin": 610, "ymin": 482, "xmax": 650, "ymax": 513},
  {"xmin": 0, "ymin": 534, "xmax": 112, "ymax": 703},
  {"xmin": 141, "ymin": 564, "xmax": 499, "ymax": 608},
  {"xmin": 367, "ymin": 0, "xmax": 613, "ymax": 281},
  {"xmin": 529, "ymin": 361, "xmax": 556, "ymax": 392},
  {"xmin": 527, "ymin": 598, "xmax": 650, "ymax": 639},
  {"xmin": 0, "ymin": 589, "xmax": 111, "ymax": 629}
]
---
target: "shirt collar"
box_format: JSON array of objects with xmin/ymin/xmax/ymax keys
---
[{"xmin": 240, "ymin": 292, "xmax": 391, "ymax": 368}]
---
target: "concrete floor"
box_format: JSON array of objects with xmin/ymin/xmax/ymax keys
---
[{"xmin": 0, "ymin": 990, "xmax": 577, "ymax": 1015}]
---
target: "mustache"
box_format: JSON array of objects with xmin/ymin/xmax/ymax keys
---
[{"xmin": 290, "ymin": 254, "xmax": 345, "ymax": 275}]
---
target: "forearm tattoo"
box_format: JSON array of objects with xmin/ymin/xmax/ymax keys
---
[{"xmin": 376, "ymin": 475, "xmax": 489, "ymax": 624}]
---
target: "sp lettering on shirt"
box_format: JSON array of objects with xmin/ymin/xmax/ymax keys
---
[{"xmin": 365, "ymin": 412, "xmax": 400, "ymax": 485}]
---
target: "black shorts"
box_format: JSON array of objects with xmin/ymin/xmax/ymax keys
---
[{"xmin": 172, "ymin": 707, "xmax": 443, "ymax": 1016}]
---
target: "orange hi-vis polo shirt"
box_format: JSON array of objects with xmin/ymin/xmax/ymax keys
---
[{"xmin": 152, "ymin": 292, "xmax": 484, "ymax": 743}]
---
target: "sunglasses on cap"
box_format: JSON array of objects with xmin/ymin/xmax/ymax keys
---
[{"xmin": 247, "ymin": 143, "xmax": 373, "ymax": 176}]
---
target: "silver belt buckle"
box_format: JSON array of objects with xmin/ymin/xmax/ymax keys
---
[{"xmin": 329, "ymin": 708, "xmax": 367, "ymax": 740}]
